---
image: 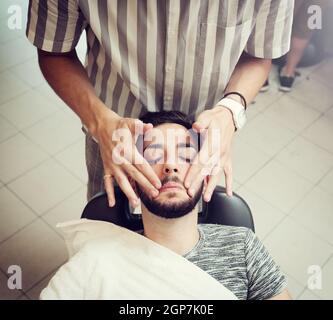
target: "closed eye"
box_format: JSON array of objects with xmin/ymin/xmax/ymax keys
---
[
  {"xmin": 177, "ymin": 148, "xmax": 196, "ymax": 163},
  {"xmin": 179, "ymin": 157, "xmax": 192, "ymax": 163},
  {"xmin": 146, "ymin": 157, "xmax": 163, "ymax": 164},
  {"xmin": 144, "ymin": 148, "xmax": 164, "ymax": 164},
  {"xmin": 143, "ymin": 145, "xmax": 197, "ymax": 164}
]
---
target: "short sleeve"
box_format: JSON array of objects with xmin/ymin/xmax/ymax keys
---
[
  {"xmin": 244, "ymin": 229, "xmax": 287, "ymax": 300},
  {"xmin": 26, "ymin": 0, "xmax": 87, "ymax": 53},
  {"xmin": 245, "ymin": 0, "xmax": 294, "ymax": 59}
]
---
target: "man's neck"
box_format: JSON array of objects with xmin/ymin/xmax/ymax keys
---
[{"xmin": 141, "ymin": 209, "xmax": 200, "ymax": 256}]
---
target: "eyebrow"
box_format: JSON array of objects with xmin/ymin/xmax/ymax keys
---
[{"xmin": 144, "ymin": 142, "xmax": 196, "ymax": 151}]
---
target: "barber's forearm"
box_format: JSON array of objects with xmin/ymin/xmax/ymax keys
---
[
  {"xmin": 224, "ymin": 52, "xmax": 272, "ymax": 106},
  {"xmin": 37, "ymin": 49, "xmax": 119, "ymax": 136}
]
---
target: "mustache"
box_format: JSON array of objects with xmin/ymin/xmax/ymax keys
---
[{"xmin": 161, "ymin": 175, "xmax": 183, "ymax": 186}]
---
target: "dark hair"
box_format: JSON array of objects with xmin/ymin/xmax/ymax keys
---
[
  {"xmin": 138, "ymin": 110, "xmax": 200, "ymax": 151},
  {"xmin": 139, "ymin": 111, "xmax": 193, "ymax": 130}
]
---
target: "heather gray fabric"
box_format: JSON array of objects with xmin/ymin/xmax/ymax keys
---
[{"xmin": 181, "ymin": 224, "xmax": 287, "ymax": 300}]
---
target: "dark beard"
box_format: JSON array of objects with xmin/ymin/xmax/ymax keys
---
[{"xmin": 135, "ymin": 176, "xmax": 204, "ymax": 219}]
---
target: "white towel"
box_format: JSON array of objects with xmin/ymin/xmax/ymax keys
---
[{"xmin": 40, "ymin": 219, "xmax": 237, "ymax": 300}]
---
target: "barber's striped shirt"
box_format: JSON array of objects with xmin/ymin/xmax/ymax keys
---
[{"xmin": 26, "ymin": 0, "xmax": 293, "ymax": 120}]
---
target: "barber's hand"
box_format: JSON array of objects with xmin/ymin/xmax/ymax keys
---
[
  {"xmin": 93, "ymin": 109, "xmax": 161, "ymax": 207},
  {"xmin": 184, "ymin": 106, "xmax": 235, "ymax": 201}
]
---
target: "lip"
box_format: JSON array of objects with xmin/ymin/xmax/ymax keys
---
[{"xmin": 159, "ymin": 182, "xmax": 183, "ymax": 192}]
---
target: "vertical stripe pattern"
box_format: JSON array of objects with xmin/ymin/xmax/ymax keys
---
[
  {"xmin": 26, "ymin": 0, "xmax": 294, "ymax": 198},
  {"xmin": 27, "ymin": 0, "xmax": 293, "ymax": 119}
]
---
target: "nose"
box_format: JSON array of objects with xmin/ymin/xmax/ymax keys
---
[{"xmin": 163, "ymin": 166, "xmax": 178, "ymax": 174}]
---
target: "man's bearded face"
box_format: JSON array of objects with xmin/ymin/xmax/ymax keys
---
[{"xmin": 135, "ymin": 123, "xmax": 203, "ymax": 219}]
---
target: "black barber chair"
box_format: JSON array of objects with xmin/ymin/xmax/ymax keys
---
[{"xmin": 81, "ymin": 186, "xmax": 255, "ymax": 232}]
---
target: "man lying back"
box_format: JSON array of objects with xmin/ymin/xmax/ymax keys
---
[{"xmin": 41, "ymin": 111, "xmax": 291, "ymax": 300}]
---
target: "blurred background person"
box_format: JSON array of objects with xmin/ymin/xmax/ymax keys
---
[{"xmin": 261, "ymin": 0, "xmax": 331, "ymax": 92}]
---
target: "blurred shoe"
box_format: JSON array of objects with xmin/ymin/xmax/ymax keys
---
[
  {"xmin": 279, "ymin": 75, "xmax": 295, "ymax": 92},
  {"xmin": 279, "ymin": 67, "xmax": 297, "ymax": 92},
  {"xmin": 260, "ymin": 79, "xmax": 270, "ymax": 92}
]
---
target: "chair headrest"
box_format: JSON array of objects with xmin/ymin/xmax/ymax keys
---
[{"xmin": 81, "ymin": 186, "xmax": 254, "ymax": 232}]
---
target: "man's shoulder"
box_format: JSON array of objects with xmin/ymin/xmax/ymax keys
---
[{"xmin": 199, "ymin": 224, "xmax": 251, "ymax": 242}]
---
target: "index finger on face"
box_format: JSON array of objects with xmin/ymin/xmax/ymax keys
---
[
  {"xmin": 184, "ymin": 132, "xmax": 212, "ymax": 189},
  {"xmin": 133, "ymin": 150, "xmax": 162, "ymax": 189}
]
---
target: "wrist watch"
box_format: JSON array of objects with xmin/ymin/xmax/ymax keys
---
[{"xmin": 216, "ymin": 97, "xmax": 247, "ymax": 130}]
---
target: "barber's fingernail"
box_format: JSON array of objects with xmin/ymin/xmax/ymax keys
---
[
  {"xmin": 155, "ymin": 181, "xmax": 162, "ymax": 189},
  {"xmin": 204, "ymin": 194, "xmax": 211, "ymax": 202},
  {"xmin": 184, "ymin": 181, "xmax": 190, "ymax": 188},
  {"xmin": 131, "ymin": 199, "xmax": 138, "ymax": 207},
  {"xmin": 151, "ymin": 190, "xmax": 159, "ymax": 197},
  {"xmin": 109, "ymin": 200, "xmax": 115, "ymax": 207},
  {"xmin": 188, "ymin": 188, "xmax": 194, "ymax": 196}
]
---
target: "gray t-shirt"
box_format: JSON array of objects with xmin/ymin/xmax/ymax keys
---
[{"xmin": 182, "ymin": 224, "xmax": 286, "ymax": 300}]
